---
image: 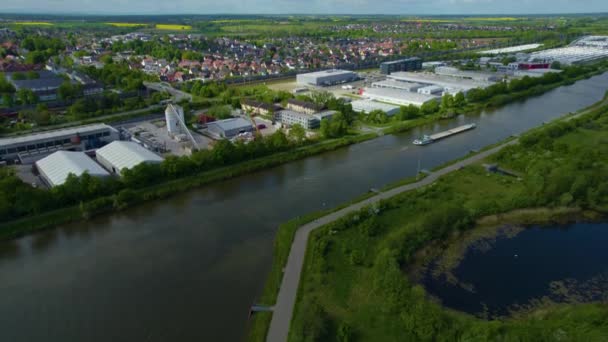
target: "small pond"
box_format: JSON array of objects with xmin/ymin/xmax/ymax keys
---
[{"xmin": 420, "ymin": 222, "xmax": 608, "ymax": 317}]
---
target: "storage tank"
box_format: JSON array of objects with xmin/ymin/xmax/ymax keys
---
[{"xmin": 165, "ymin": 104, "xmax": 185, "ymax": 135}]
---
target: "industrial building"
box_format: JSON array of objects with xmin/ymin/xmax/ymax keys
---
[
  {"xmin": 296, "ymin": 69, "xmax": 358, "ymax": 86},
  {"xmin": 514, "ymin": 68, "xmax": 562, "ymax": 78},
  {"xmin": 371, "ymin": 79, "xmax": 424, "ymax": 92},
  {"xmin": 36, "ymin": 151, "xmax": 110, "ymax": 187},
  {"xmin": 422, "ymin": 61, "xmax": 447, "ymax": 70},
  {"xmin": 7, "ymin": 71, "xmax": 65, "ymax": 102},
  {"xmin": 417, "ymin": 85, "xmax": 444, "ymax": 95},
  {"xmin": 528, "ymin": 36, "xmax": 608, "ymax": 65},
  {"xmin": 479, "ymin": 43, "xmax": 543, "ymax": 55},
  {"xmin": 380, "ymin": 57, "xmax": 422, "ymax": 75},
  {"xmin": 434, "ymin": 67, "xmax": 501, "ymax": 82},
  {"xmin": 96, "ymin": 141, "xmax": 164, "ymax": 175},
  {"xmin": 276, "ymin": 110, "xmax": 320, "ymax": 129},
  {"xmin": 0, "ymin": 124, "xmax": 119, "ymax": 163},
  {"xmin": 206, "ymin": 117, "xmax": 255, "ymax": 139},
  {"xmin": 350, "ymin": 99, "xmax": 400, "ymax": 116},
  {"xmin": 387, "ymin": 72, "xmax": 493, "ymax": 95},
  {"xmin": 361, "ymin": 88, "xmax": 439, "ymax": 107}
]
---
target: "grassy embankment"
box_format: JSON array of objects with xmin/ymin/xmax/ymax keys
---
[
  {"xmin": 286, "ymin": 99, "xmax": 608, "ymax": 341},
  {"xmin": 246, "ymin": 173, "xmax": 428, "ymax": 342}
]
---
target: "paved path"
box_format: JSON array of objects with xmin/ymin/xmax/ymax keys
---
[{"xmin": 265, "ymin": 139, "xmax": 519, "ymax": 342}]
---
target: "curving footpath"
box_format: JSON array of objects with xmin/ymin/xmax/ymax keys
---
[{"xmin": 265, "ymin": 139, "xmax": 519, "ymax": 342}]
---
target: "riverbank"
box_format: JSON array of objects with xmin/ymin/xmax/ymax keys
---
[
  {"xmin": 0, "ymin": 132, "xmax": 376, "ymax": 240},
  {"xmin": 284, "ymin": 97, "xmax": 608, "ymax": 340}
]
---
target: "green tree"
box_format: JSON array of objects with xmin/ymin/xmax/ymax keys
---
[
  {"xmin": 420, "ymin": 100, "xmax": 440, "ymax": 115},
  {"xmin": 1, "ymin": 94, "xmax": 13, "ymax": 107},
  {"xmin": 453, "ymin": 92, "xmax": 466, "ymax": 108},
  {"xmin": 289, "ymin": 124, "xmax": 306, "ymax": 143},
  {"xmin": 16, "ymin": 89, "xmax": 38, "ymax": 105},
  {"xmin": 441, "ymin": 93, "xmax": 454, "ymax": 109}
]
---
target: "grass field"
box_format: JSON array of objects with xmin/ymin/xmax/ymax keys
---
[
  {"xmin": 106, "ymin": 22, "xmax": 146, "ymax": 27},
  {"xmin": 155, "ymin": 24, "xmax": 192, "ymax": 30}
]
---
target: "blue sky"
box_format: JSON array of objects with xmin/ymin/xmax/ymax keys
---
[{"xmin": 1, "ymin": 0, "xmax": 607, "ymax": 15}]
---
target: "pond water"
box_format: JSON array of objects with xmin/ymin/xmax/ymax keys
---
[{"xmin": 421, "ymin": 222, "xmax": 608, "ymax": 317}]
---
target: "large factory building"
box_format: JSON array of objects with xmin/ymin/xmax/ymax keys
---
[
  {"xmin": 380, "ymin": 57, "xmax": 422, "ymax": 75},
  {"xmin": 0, "ymin": 124, "xmax": 119, "ymax": 164},
  {"xmin": 296, "ymin": 69, "xmax": 358, "ymax": 86}
]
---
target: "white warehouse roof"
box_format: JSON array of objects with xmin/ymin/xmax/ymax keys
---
[
  {"xmin": 297, "ymin": 69, "xmax": 355, "ymax": 77},
  {"xmin": 362, "ymin": 87, "xmax": 439, "ymax": 107},
  {"xmin": 96, "ymin": 141, "xmax": 163, "ymax": 174},
  {"xmin": 350, "ymin": 99, "xmax": 400, "ymax": 116},
  {"xmin": 36, "ymin": 151, "xmax": 110, "ymax": 187},
  {"xmin": 479, "ymin": 43, "xmax": 543, "ymax": 55}
]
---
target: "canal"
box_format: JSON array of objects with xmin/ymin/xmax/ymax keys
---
[{"xmin": 0, "ymin": 73, "xmax": 607, "ymax": 341}]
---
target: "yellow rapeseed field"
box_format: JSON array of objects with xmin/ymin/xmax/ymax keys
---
[
  {"xmin": 13, "ymin": 22, "xmax": 54, "ymax": 26},
  {"xmin": 155, "ymin": 24, "xmax": 192, "ymax": 30}
]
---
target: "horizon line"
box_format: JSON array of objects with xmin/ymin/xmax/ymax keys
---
[{"xmin": 1, "ymin": 11, "xmax": 608, "ymax": 17}]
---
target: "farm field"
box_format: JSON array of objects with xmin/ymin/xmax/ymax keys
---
[
  {"xmin": 106, "ymin": 22, "xmax": 147, "ymax": 27},
  {"xmin": 12, "ymin": 21, "xmax": 54, "ymax": 26},
  {"xmin": 155, "ymin": 24, "xmax": 192, "ymax": 30}
]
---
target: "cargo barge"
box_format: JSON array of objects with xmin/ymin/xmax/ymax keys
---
[{"xmin": 413, "ymin": 123, "xmax": 477, "ymax": 145}]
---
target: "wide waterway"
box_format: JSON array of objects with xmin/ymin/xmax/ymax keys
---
[{"xmin": 1, "ymin": 73, "xmax": 607, "ymax": 342}]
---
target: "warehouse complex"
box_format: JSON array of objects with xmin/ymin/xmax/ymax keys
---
[
  {"xmin": 296, "ymin": 69, "xmax": 358, "ymax": 86},
  {"xmin": 206, "ymin": 117, "xmax": 255, "ymax": 139},
  {"xmin": 479, "ymin": 43, "xmax": 543, "ymax": 55},
  {"xmin": 96, "ymin": 141, "xmax": 164, "ymax": 175},
  {"xmin": 350, "ymin": 99, "xmax": 400, "ymax": 116},
  {"xmin": 361, "ymin": 87, "xmax": 439, "ymax": 107},
  {"xmin": 372, "ymin": 79, "xmax": 424, "ymax": 92},
  {"xmin": 434, "ymin": 66, "xmax": 501, "ymax": 82},
  {"xmin": 380, "ymin": 57, "xmax": 422, "ymax": 75},
  {"xmin": 387, "ymin": 71, "xmax": 493, "ymax": 94},
  {"xmin": 529, "ymin": 36, "xmax": 608, "ymax": 65},
  {"xmin": 0, "ymin": 124, "xmax": 119, "ymax": 163},
  {"xmin": 36, "ymin": 151, "xmax": 110, "ymax": 187}
]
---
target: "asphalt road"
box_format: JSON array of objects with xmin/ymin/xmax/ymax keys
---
[{"xmin": 265, "ymin": 139, "xmax": 519, "ymax": 342}]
